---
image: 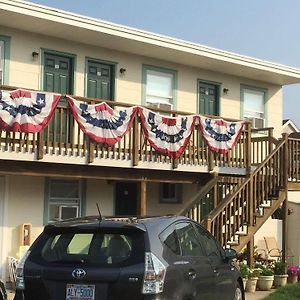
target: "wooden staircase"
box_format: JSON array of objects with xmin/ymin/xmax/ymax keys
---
[{"xmin": 180, "ymin": 134, "xmax": 291, "ymax": 262}]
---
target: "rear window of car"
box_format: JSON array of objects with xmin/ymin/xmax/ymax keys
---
[{"xmin": 31, "ymin": 229, "xmax": 145, "ymax": 267}]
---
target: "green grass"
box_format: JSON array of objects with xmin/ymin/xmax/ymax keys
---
[{"xmin": 263, "ymin": 284, "xmax": 300, "ymax": 300}]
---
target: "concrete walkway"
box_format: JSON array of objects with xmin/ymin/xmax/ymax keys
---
[{"xmin": 246, "ymin": 289, "xmax": 274, "ymax": 300}]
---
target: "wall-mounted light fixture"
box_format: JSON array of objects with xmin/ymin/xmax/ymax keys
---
[
  {"xmin": 32, "ymin": 51, "xmax": 39, "ymax": 59},
  {"xmin": 119, "ymin": 68, "xmax": 126, "ymax": 74},
  {"xmin": 223, "ymin": 88, "xmax": 229, "ymax": 95}
]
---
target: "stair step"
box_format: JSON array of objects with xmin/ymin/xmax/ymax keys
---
[
  {"xmin": 227, "ymin": 240, "xmax": 239, "ymax": 246},
  {"xmin": 260, "ymin": 204, "xmax": 271, "ymax": 208},
  {"xmin": 236, "ymin": 232, "xmax": 247, "ymax": 236}
]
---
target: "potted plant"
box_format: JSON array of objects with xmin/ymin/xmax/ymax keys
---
[
  {"xmin": 239, "ymin": 262, "xmax": 250, "ymax": 289},
  {"xmin": 287, "ymin": 265, "xmax": 299, "ymax": 284},
  {"xmin": 272, "ymin": 261, "xmax": 288, "ymax": 288},
  {"xmin": 245, "ymin": 268, "xmax": 260, "ymax": 293},
  {"xmin": 257, "ymin": 264, "xmax": 274, "ymax": 291}
]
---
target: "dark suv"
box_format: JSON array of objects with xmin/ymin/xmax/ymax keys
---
[{"xmin": 14, "ymin": 215, "xmax": 244, "ymax": 300}]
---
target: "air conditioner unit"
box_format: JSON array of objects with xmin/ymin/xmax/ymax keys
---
[
  {"xmin": 148, "ymin": 102, "xmax": 173, "ymax": 111},
  {"xmin": 59, "ymin": 206, "xmax": 79, "ymax": 220},
  {"xmin": 245, "ymin": 117, "xmax": 264, "ymax": 129}
]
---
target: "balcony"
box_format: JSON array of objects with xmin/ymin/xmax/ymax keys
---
[{"xmin": 0, "ymin": 85, "xmax": 256, "ymax": 176}]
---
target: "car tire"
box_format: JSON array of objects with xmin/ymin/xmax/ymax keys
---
[{"xmin": 234, "ymin": 282, "xmax": 243, "ymax": 300}]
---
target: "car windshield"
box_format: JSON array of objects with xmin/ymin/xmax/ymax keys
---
[{"xmin": 36, "ymin": 229, "xmax": 145, "ymax": 267}]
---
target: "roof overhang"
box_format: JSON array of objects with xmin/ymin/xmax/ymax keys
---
[{"xmin": 1, "ymin": 0, "xmax": 300, "ymax": 86}]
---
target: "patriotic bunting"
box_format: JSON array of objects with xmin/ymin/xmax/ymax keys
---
[
  {"xmin": 0, "ymin": 89, "xmax": 60, "ymax": 132},
  {"xmin": 0, "ymin": 88, "xmax": 246, "ymax": 156},
  {"xmin": 199, "ymin": 116, "xmax": 244, "ymax": 154},
  {"xmin": 67, "ymin": 96, "xmax": 138, "ymax": 145},
  {"xmin": 138, "ymin": 107, "xmax": 197, "ymax": 158}
]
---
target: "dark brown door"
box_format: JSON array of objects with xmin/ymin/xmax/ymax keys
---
[{"xmin": 115, "ymin": 182, "xmax": 138, "ymax": 216}]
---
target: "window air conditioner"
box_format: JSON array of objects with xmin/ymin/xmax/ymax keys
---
[
  {"xmin": 148, "ymin": 102, "xmax": 173, "ymax": 111},
  {"xmin": 245, "ymin": 117, "xmax": 264, "ymax": 129},
  {"xmin": 59, "ymin": 206, "xmax": 79, "ymax": 220}
]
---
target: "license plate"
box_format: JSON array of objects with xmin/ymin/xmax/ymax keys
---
[{"xmin": 66, "ymin": 284, "xmax": 95, "ymax": 300}]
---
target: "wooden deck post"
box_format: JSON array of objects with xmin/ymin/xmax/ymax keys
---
[
  {"xmin": 88, "ymin": 138, "xmax": 95, "ymax": 163},
  {"xmin": 37, "ymin": 131, "xmax": 44, "ymax": 160},
  {"xmin": 132, "ymin": 116, "xmax": 139, "ymax": 166},
  {"xmin": 282, "ymin": 198, "xmax": 288, "ymax": 264},
  {"xmin": 140, "ymin": 180, "xmax": 147, "ymax": 216},
  {"xmin": 282, "ymin": 133, "xmax": 289, "ymax": 264},
  {"xmin": 246, "ymin": 122, "xmax": 252, "ymax": 174},
  {"xmin": 247, "ymin": 236, "xmax": 255, "ymax": 268}
]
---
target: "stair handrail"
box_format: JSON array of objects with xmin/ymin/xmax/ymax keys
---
[{"xmin": 205, "ymin": 136, "xmax": 287, "ymax": 239}]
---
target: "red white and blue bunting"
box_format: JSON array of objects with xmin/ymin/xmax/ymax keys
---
[
  {"xmin": 0, "ymin": 89, "xmax": 246, "ymax": 155},
  {"xmin": 138, "ymin": 107, "xmax": 198, "ymax": 158},
  {"xmin": 199, "ymin": 116, "xmax": 245, "ymax": 154},
  {"xmin": 0, "ymin": 89, "xmax": 60, "ymax": 132},
  {"xmin": 67, "ymin": 96, "xmax": 138, "ymax": 145}
]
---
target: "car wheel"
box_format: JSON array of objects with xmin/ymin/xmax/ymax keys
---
[{"xmin": 234, "ymin": 282, "xmax": 243, "ymax": 300}]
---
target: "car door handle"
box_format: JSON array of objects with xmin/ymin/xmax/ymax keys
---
[{"xmin": 188, "ymin": 269, "xmax": 197, "ymax": 279}]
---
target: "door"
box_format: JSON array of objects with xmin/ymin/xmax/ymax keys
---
[
  {"xmin": 115, "ymin": 182, "xmax": 138, "ymax": 216},
  {"xmin": 43, "ymin": 52, "xmax": 74, "ymax": 143},
  {"xmin": 198, "ymin": 82, "xmax": 219, "ymax": 116},
  {"xmin": 87, "ymin": 60, "xmax": 114, "ymax": 100}
]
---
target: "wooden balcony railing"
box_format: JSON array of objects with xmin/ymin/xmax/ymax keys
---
[{"xmin": 0, "ymin": 85, "xmax": 253, "ymax": 172}]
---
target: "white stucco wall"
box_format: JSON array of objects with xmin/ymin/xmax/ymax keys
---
[
  {"xmin": 254, "ymin": 217, "xmax": 282, "ymax": 257},
  {"xmin": 0, "ymin": 26, "xmax": 284, "ymax": 136},
  {"xmin": 287, "ymin": 191, "xmax": 300, "ymax": 265}
]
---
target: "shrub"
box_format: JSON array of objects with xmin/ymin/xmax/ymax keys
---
[
  {"xmin": 273, "ymin": 261, "xmax": 287, "ymax": 275},
  {"xmin": 239, "ymin": 262, "xmax": 250, "ymax": 278}
]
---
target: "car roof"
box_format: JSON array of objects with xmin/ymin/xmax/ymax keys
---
[{"xmin": 44, "ymin": 215, "xmax": 189, "ymax": 233}]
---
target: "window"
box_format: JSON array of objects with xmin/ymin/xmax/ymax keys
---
[
  {"xmin": 160, "ymin": 183, "xmax": 182, "ymax": 204},
  {"xmin": 0, "ymin": 36, "xmax": 10, "ymax": 85},
  {"xmin": 45, "ymin": 179, "xmax": 85, "ymax": 223},
  {"xmin": 175, "ymin": 222, "xmax": 205, "ymax": 256},
  {"xmin": 39, "ymin": 230, "xmax": 144, "ymax": 266},
  {"xmin": 194, "ymin": 224, "xmax": 223, "ymax": 261},
  {"xmin": 143, "ymin": 66, "xmax": 176, "ymax": 110},
  {"xmin": 242, "ymin": 86, "xmax": 266, "ymax": 128}
]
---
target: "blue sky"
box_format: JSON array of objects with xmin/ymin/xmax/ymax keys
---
[{"xmin": 30, "ymin": 0, "xmax": 300, "ymax": 127}]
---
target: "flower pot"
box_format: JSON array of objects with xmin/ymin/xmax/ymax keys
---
[
  {"xmin": 257, "ymin": 275, "xmax": 274, "ymax": 291},
  {"xmin": 288, "ymin": 274, "xmax": 298, "ymax": 284},
  {"xmin": 274, "ymin": 274, "xmax": 288, "ymax": 288},
  {"xmin": 245, "ymin": 277, "xmax": 258, "ymax": 293}
]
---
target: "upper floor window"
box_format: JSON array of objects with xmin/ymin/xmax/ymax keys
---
[
  {"xmin": 241, "ymin": 86, "xmax": 266, "ymax": 128},
  {"xmin": 143, "ymin": 66, "xmax": 177, "ymax": 110}
]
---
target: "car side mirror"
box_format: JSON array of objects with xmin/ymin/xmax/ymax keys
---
[{"xmin": 224, "ymin": 248, "xmax": 237, "ymax": 260}]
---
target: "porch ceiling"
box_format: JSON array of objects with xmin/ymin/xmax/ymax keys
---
[{"xmin": 1, "ymin": 0, "xmax": 300, "ymax": 85}]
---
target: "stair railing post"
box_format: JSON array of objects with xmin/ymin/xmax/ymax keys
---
[
  {"xmin": 281, "ymin": 133, "xmax": 289, "ymax": 264},
  {"xmin": 245, "ymin": 121, "xmax": 252, "ymax": 173}
]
